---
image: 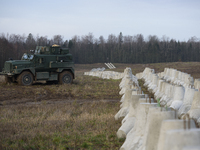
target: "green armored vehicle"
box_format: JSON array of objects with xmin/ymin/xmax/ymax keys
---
[{"xmin": 0, "ymin": 44, "xmax": 75, "ymax": 86}]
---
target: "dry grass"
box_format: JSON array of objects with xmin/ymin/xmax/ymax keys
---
[
  {"xmin": 0, "ymin": 102, "xmax": 124, "ymax": 149},
  {"xmin": 0, "ymin": 76, "xmax": 121, "ymax": 104},
  {"xmin": 0, "ymin": 65, "xmax": 124, "ymax": 149},
  {"xmin": 1, "ymin": 62, "xmax": 200, "ymax": 149}
]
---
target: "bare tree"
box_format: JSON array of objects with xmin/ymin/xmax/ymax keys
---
[
  {"xmin": 53, "ymin": 35, "xmax": 64, "ymax": 45},
  {"xmin": 26, "ymin": 33, "xmax": 36, "ymax": 50},
  {"xmin": 36, "ymin": 35, "xmax": 48, "ymax": 46}
]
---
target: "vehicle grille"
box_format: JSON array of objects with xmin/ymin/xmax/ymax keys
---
[{"xmin": 4, "ymin": 63, "xmax": 11, "ymax": 72}]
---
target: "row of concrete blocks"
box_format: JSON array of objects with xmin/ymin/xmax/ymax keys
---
[
  {"xmin": 161, "ymin": 68, "xmax": 194, "ymax": 87},
  {"xmin": 137, "ymin": 67, "xmax": 196, "ymax": 88},
  {"xmin": 137, "ymin": 67, "xmax": 200, "ymax": 126},
  {"xmin": 115, "ymin": 67, "xmax": 200, "ymax": 150},
  {"xmin": 84, "ymin": 68, "xmax": 124, "ymax": 80}
]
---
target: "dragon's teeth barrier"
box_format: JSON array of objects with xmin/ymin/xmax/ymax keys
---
[{"xmin": 84, "ymin": 67, "xmax": 200, "ymax": 149}]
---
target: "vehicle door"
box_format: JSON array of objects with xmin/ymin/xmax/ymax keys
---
[{"xmin": 35, "ymin": 56, "xmax": 45, "ymax": 71}]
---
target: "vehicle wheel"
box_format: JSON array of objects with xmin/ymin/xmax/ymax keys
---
[
  {"xmin": 17, "ymin": 71, "xmax": 33, "ymax": 86},
  {"xmin": 59, "ymin": 71, "xmax": 73, "ymax": 84}
]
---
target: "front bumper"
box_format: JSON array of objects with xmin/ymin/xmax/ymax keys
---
[{"xmin": 0, "ymin": 72, "xmax": 14, "ymax": 76}]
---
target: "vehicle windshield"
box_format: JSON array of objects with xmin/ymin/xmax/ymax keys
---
[{"xmin": 21, "ymin": 53, "xmax": 34, "ymax": 60}]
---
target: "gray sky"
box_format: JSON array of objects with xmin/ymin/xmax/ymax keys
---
[{"xmin": 0, "ymin": 0, "xmax": 200, "ymax": 41}]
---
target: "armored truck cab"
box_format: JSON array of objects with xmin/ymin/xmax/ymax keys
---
[{"xmin": 0, "ymin": 45, "xmax": 75, "ymax": 86}]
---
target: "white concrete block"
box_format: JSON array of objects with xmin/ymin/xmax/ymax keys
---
[
  {"xmin": 164, "ymin": 129, "xmax": 200, "ymax": 150},
  {"xmin": 157, "ymin": 119, "xmax": 196, "ymax": 150},
  {"xmin": 145, "ymin": 111, "xmax": 175, "ymax": 150}
]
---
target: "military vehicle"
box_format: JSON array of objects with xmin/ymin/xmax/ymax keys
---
[{"xmin": 0, "ymin": 44, "xmax": 74, "ymax": 86}]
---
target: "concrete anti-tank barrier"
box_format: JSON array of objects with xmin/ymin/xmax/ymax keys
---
[
  {"xmin": 157, "ymin": 119, "xmax": 196, "ymax": 150},
  {"xmin": 120, "ymin": 102, "xmax": 157, "ymax": 150},
  {"xmin": 164, "ymin": 129, "xmax": 200, "ymax": 150},
  {"xmin": 115, "ymin": 67, "xmax": 200, "ymax": 150},
  {"xmin": 84, "ymin": 67, "xmax": 124, "ymax": 79}
]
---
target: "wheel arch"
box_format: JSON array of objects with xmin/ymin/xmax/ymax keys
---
[
  {"xmin": 18, "ymin": 69, "xmax": 35, "ymax": 79},
  {"xmin": 59, "ymin": 70, "xmax": 73, "ymax": 84},
  {"xmin": 60, "ymin": 69, "xmax": 75, "ymax": 79},
  {"xmin": 17, "ymin": 70, "xmax": 34, "ymax": 86}
]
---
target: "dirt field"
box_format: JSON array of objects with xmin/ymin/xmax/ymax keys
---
[
  {"xmin": 1, "ymin": 62, "xmax": 200, "ymax": 149},
  {"xmin": 1, "ymin": 62, "xmax": 200, "ymax": 106}
]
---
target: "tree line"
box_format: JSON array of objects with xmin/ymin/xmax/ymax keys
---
[{"xmin": 0, "ymin": 32, "xmax": 200, "ymax": 71}]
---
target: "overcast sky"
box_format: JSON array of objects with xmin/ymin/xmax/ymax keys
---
[{"xmin": 0, "ymin": 0, "xmax": 200, "ymax": 41}]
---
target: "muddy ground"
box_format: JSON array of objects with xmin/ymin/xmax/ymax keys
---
[
  {"xmin": 0, "ymin": 63, "xmax": 122, "ymax": 106},
  {"xmin": 1, "ymin": 62, "xmax": 200, "ymax": 106}
]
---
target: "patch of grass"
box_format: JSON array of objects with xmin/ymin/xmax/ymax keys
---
[
  {"xmin": 157, "ymin": 98, "xmax": 161, "ymax": 107},
  {"xmin": 1, "ymin": 62, "xmax": 200, "ymax": 149},
  {"xmin": 0, "ymin": 75, "xmax": 121, "ymax": 103},
  {"xmin": 138, "ymin": 79, "xmax": 154, "ymax": 100},
  {"xmin": 0, "ymin": 102, "xmax": 124, "ymax": 149}
]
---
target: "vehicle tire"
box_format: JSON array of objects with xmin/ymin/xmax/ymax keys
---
[
  {"xmin": 59, "ymin": 71, "xmax": 73, "ymax": 84},
  {"xmin": 17, "ymin": 71, "xmax": 33, "ymax": 86}
]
